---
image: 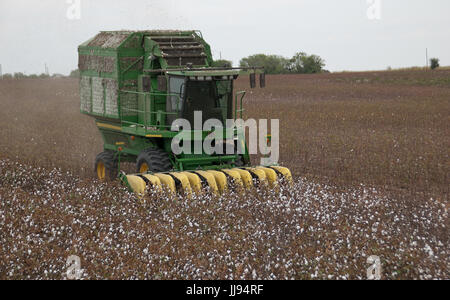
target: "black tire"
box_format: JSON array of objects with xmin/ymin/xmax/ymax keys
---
[
  {"xmin": 136, "ymin": 148, "xmax": 172, "ymax": 173},
  {"xmin": 95, "ymin": 151, "xmax": 118, "ymax": 181}
]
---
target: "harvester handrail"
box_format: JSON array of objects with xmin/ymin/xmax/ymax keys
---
[
  {"xmin": 119, "ymin": 90, "xmax": 181, "ymax": 98},
  {"xmin": 119, "ymin": 89, "xmax": 182, "ymax": 131},
  {"xmin": 143, "ymin": 66, "xmax": 265, "ymax": 74},
  {"xmin": 234, "ymin": 91, "xmax": 246, "ymax": 120}
]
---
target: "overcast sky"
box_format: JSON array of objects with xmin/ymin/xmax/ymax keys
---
[{"xmin": 1, "ymin": 0, "xmax": 449, "ymax": 75}]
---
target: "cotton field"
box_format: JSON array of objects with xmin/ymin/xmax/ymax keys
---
[{"xmin": 0, "ymin": 159, "xmax": 447, "ymax": 280}]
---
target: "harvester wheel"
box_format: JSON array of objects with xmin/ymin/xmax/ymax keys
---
[
  {"xmin": 95, "ymin": 151, "xmax": 118, "ymax": 181},
  {"xmin": 136, "ymin": 148, "xmax": 172, "ymax": 173}
]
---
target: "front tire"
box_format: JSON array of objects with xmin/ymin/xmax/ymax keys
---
[
  {"xmin": 136, "ymin": 148, "xmax": 172, "ymax": 173},
  {"xmin": 95, "ymin": 151, "xmax": 118, "ymax": 181}
]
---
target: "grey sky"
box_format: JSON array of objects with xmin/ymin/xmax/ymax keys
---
[{"xmin": 1, "ymin": 0, "xmax": 449, "ymax": 75}]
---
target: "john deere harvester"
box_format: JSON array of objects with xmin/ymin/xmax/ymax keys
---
[{"xmin": 79, "ymin": 30, "xmax": 291, "ymax": 195}]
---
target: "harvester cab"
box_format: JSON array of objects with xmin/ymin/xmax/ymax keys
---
[
  {"xmin": 156, "ymin": 69, "xmax": 243, "ymax": 127},
  {"xmin": 162, "ymin": 70, "xmax": 237, "ymax": 126},
  {"xmin": 78, "ymin": 30, "xmax": 292, "ymax": 196}
]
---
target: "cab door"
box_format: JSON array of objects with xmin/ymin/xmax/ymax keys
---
[{"xmin": 166, "ymin": 76, "xmax": 185, "ymax": 127}]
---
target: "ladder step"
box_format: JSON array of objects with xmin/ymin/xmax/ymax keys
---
[
  {"xmin": 150, "ymin": 36, "xmax": 196, "ymax": 42},
  {"xmin": 157, "ymin": 42, "xmax": 201, "ymax": 46},
  {"xmin": 162, "ymin": 53, "xmax": 207, "ymax": 58},
  {"xmin": 159, "ymin": 45, "xmax": 204, "ymax": 51}
]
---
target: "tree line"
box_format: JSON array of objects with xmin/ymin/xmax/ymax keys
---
[
  {"xmin": 240, "ymin": 52, "xmax": 327, "ymax": 74},
  {"xmin": 2, "ymin": 54, "xmax": 444, "ymax": 79},
  {"xmin": 0, "ymin": 72, "xmax": 71, "ymax": 79},
  {"xmin": 1, "ymin": 69, "xmax": 80, "ymax": 79},
  {"xmin": 213, "ymin": 52, "xmax": 327, "ymax": 74}
]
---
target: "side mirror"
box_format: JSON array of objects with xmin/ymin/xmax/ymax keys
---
[
  {"xmin": 157, "ymin": 75, "xmax": 167, "ymax": 91},
  {"xmin": 260, "ymin": 73, "xmax": 266, "ymax": 88},
  {"xmin": 249, "ymin": 73, "xmax": 256, "ymax": 89}
]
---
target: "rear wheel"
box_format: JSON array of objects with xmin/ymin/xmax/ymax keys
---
[
  {"xmin": 95, "ymin": 151, "xmax": 118, "ymax": 181},
  {"xmin": 136, "ymin": 148, "xmax": 172, "ymax": 173}
]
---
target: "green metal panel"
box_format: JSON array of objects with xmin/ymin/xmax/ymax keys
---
[{"xmin": 99, "ymin": 127, "xmax": 157, "ymax": 156}]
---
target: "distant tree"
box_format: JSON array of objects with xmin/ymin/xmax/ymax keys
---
[
  {"xmin": 240, "ymin": 53, "xmax": 326, "ymax": 74},
  {"xmin": 211, "ymin": 60, "xmax": 232, "ymax": 68},
  {"xmin": 430, "ymin": 58, "xmax": 440, "ymax": 70},
  {"xmin": 39, "ymin": 73, "xmax": 50, "ymax": 79},
  {"xmin": 28, "ymin": 74, "xmax": 39, "ymax": 79},
  {"xmin": 13, "ymin": 72, "xmax": 26, "ymax": 79},
  {"xmin": 69, "ymin": 69, "xmax": 80, "ymax": 78},
  {"xmin": 2, "ymin": 73, "xmax": 13, "ymax": 79},
  {"xmin": 239, "ymin": 54, "xmax": 290, "ymax": 74},
  {"xmin": 288, "ymin": 52, "xmax": 325, "ymax": 74}
]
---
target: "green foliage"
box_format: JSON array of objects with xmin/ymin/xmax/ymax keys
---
[
  {"xmin": 13, "ymin": 72, "xmax": 26, "ymax": 79},
  {"xmin": 288, "ymin": 52, "xmax": 326, "ymax": 74},
  {"xmin": 69, "ymin": 69, "xmax": 80, "ymax": 78},
  {"xmin": 1, "ymin": 72, "xmax": 56, "ymax": 79},
  {"xmin": 430, "ymin": 58, "xmax": 440, "ymax": 70},
  {"xmin": 240, "ymin": 53, "xmax": 325, "ymax": 74},
  {"xmin": 240, "ymin": 54, "xmax": 290, "ymax": 74},
  {"xmin": 211, "ymin": 60, "xmax": 232, "ymax": 68}
]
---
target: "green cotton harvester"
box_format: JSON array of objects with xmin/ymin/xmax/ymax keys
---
[{"xmin": 78, "ymin": 30, "xmax": 292, "ymax": 196}]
